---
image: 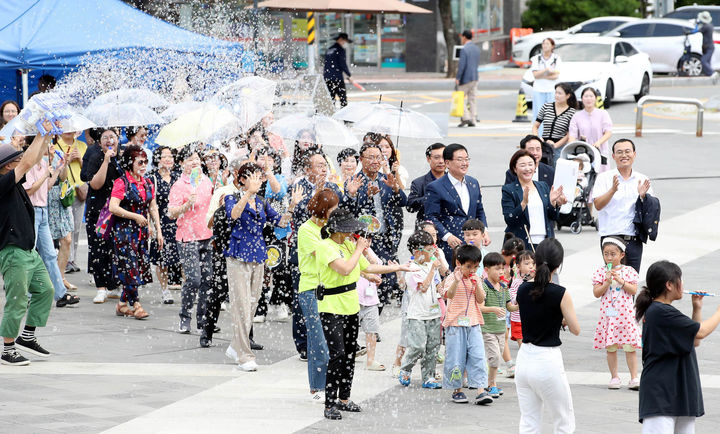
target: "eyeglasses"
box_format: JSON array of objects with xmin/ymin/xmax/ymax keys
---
[
  {"xmin": 614, "ymin": 150, "xmax": 634, "ymax": 156},
  {"xmin": 452, "ymin": 157, "xmax": 471, "ymax": 163},
  {"xmin": 362, "ymin": 155, "xmax": 383, "ymax": 162},
  {"xmin": 136, "ymin": 160, "xmax": 148, "ymax": 166}
]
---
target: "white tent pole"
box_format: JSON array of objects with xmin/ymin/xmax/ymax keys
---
[{"xmin": 21, "ymin": 69, "xmax": 29, "ymax": 106}]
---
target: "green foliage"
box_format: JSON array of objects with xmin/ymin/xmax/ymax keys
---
[{"xmin": 522, "ymin": 0, "xmax": 641, "ymax": 31}]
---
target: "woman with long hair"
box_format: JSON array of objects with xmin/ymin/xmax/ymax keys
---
[
  {"xmin": 515, "ymin": 238, "xmax": 580, "ymax": 433},
  {"xmin": 532, "ymin": 82, "xmax": 577, "ymax": 164}
]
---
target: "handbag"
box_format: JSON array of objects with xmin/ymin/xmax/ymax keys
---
[
  {"xmin": 95, "ymin": 199, "xmax": 115, "ymax": 240},
  {"xmin": 450, "ymin": 87, "xmax": 465, "ymax": 118},
  {"xmin": 60, "ymin": 181, "xmax": 75, "ymax": 208}
]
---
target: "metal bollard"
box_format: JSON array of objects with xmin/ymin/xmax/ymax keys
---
[{"xmin": 635, "ymin": 95, "xmax": 704, "ymax": 137}]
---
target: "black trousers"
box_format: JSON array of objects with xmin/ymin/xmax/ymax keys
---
[
  {"xmin": 373, "ymin": 235, "xmax": 401, "ymax": 305},
  {"xmin": 201, "ymin": 242, "xmax": 229, "ymax": 340},
  {"xmin": 321, "ymin": 312, "xmax": 359, "ymax": 408},
  {"xmin": 325, "ymin": 79, "xmax": 347, "ymax": 107},
  {"xmin": 600, "ymin": 236, "xmax": 643, "ymax": 273}
]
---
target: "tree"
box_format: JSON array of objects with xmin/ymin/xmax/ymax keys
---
[
  {"xmin": 439, "ymin": 0, "xmax": 460, "ymax": 78},
  {"xmin": 522, "ymin": 0, "xmax": 641, "ymax": 31}
]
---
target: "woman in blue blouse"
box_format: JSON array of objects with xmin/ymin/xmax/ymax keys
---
[
  {"xmin": 501, "ymin": 149, "xmax": 567, "ymax": 250},
  {"xmin": 224, "ymin": 163, "xmax": 292, "ymax": 372}
]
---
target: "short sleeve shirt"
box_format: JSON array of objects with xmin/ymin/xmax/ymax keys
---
[
  {"xmin": 111, "ymin": 171, "xmax": 153, "ymax": 202},
  {"xmin": 168, "ymin": 174, "xmax": 214, "ymax": 242},
  {"xmin": 0, "ymin": 170, "xmax": 35, "ymax": 251},
  {"xmin": 590, "ymin": 169, "xmax": 653, "ymax": 236},
  {"xmin": 404, "ymin": 262, "xmax": 442, "ymax": 320},
  {"xmin": 440, "ymin": 272, "xmax": 485, "ymax": 328},
  {"xmin": 315, "ymin": 238, "xmax": 368, "ymax": 315},
  {"xmin": 297, "ymin": 220, "xmax": 323, "ymax": 293},
  {"xmin": 531, "ymin": 53, "xmax": 561, "ymax": 92},
  {"xmin": 639, "ymin": 302, "xmax": 703, "ymax": 422},
  {"xmin": 22, "ymin": 159, "xmax": 49, "ymax": 207},
  {"xmin": 481, "ymin": 280, "xmax": 511, "ymax": 334}
]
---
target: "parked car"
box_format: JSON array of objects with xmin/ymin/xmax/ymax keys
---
[
  {"xmin": 664, "ymin": 5, "xmax": 720, "ymax": 31},
  {"xmin": 512, "ymin": 16, "xmax": 640, "ymax": 62},
  {"xmin": 521, "ymin": 37, "xmax": 653, "ymax": 109},
  {"xmin": 602, "ymin": 18, "xmax": 720, "ymax": 75}
]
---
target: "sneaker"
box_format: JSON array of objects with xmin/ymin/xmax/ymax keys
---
[
  {"xmin": 220, "ymin": 301, "xmax": 227, "ymax": 311},
  {"xmin": 628, "ymin": 378, "xmax": 640, "ymax": 391},
  {"xmin": 422, "ymin": 378, "xmax": 442, "ymax": 389},
  {"xmin": 1, "ymin": 349, "xmax": 30, "ymax": 366},
  {"xmin": 15, "ymin": 337, "xmax": 50, "ymax": 358},
  {"xmin": 335, "ymin": 400, "xmax": 361, "ymax": 412},
  {"xmin": 199, "ymin": 334, "xmax": 212, "ymax": 348},
  {"xmin": 488, "ymin": 386, "xmax": 501, "ymax": 399},
  {"xmin": 93, "ymin": 289, "xmax": 107, "ymax": 304},
  {"xmin": 65, "ymin": 263, "xmax": 76, "ymax": 274},
  {"xmin": 452, "ymin": 391, "xmax": 469, "ymax": 404},
  {"xmin": 436, "ymin": 350, "xmax": 445, "ymax": 364},
  {"xmin": 69, "ymin": 261, "xmax": 81, "ymax": 273},
  {"xmin": 238, "ymin": 360, "xmax": 258, "ymax": 372},
  {"xmin": 162, "ymin": 289, "xmax": 174, "ymax": 305},
  {"xmin": 273, "ymin": 305, "xmax": 289, "ymax": 321},
  {"xmin": 299, "ymin": 352, "xmax": 308, "ymax": 362},
  {"xmin": 225, "ymin": 345, "xmax": 239, "ymax": 363},
  {"xmin": 106, "ymin": 289, "xmax": 121, "ymax": 299},
  {"xmin": 608, "ymin": 377, "xmax": 622, "ymax": 390},
  {"xmin": 506, "ymin": 363, "xmax": 516, "ymax": 378},
  {"xmin": 398, "ymin": 370, "xmax": 411, "ymax": 387},
  {"xmin": 250, "ymin": 339, "xmax": 264, "ymax": 351},
  {"xmin": 252, "ymin": 315, "xmax": 265, "ymax": 323},
  {"xmin": 475, "ymin": 391, "xmax": 494, "ymax": 405},
  {"xmin": 178, "ymin": 318, "xmax": 191, "ymax": 334},
  {"xmin": 56, "ymin": 293, "xmax": 80, "ymax": 307},
  {"xmin": 354, "ymin": 345, "xmax": 367, "ymax": 358},
  {"xmin": 309, "ymin": 391, "xmax": 325, "ymax": 404},
  {"xmin": 390, "ymin": 364, "xmax": 400, "ymax": 377},
  {"xmin": 324, "ymin": 406, "xmax": 342, "ymax": 420}
]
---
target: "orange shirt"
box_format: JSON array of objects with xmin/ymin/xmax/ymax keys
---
[{"xmin": 440, "ymin": 272, "xmax": 485, "ymax": 328}]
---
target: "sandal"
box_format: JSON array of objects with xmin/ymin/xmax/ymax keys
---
[
  {"xmin": 133, "ymin": 303, "xmax": 149, "ymax": 320},
  {"xmin": 366, "ymin": 360, "xmax": 386, "ymax": 371},
  {"xmin": 116, "ymin": 302, "xmax": 133, "ymax": 317},
  {"xmin": 63, "ymin": 279, "xmax": 78, "ymax": 291}
]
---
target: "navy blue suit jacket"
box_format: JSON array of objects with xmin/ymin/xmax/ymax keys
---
[
  {"xmin": 406, "ymin": 170, "xmax": 441, "ymax": 224},
  {"xmin": 501, "ymin": 180, "xmax": 559, "ymax": 248},
  {"xmin": 425, "ymin": 174, "xmax": 487, "ymax": 263},
  {"xmin": 504, "ymin": 162, "xmax": 555, "ymax": 187}
]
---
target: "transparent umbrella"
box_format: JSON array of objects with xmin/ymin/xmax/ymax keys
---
[
  {"xmin": 160, "ymin": 100, "xmax": 205, "ymax": 121},
  {"xmin": 352, "ymin": 102, "xmax": 442, "ymax": 140},
  {"xmin": 83, "ymin": 102, "xmax": 164, "ymax": 127},
  {"xmin": 212, "ymin": 76, "xmax": 277, "ymax": 131},
  {"xmin": 155, "ymin": 103, "xmax": 243, "ymax": 148},
  {"xmin": 89, "ymin": 88, "xmax": 169, "ymax": 109},
  {"xmin": 332, "ymin": 101, "xmax": 395, "ymax": 123},
  {"xmin": 268, "ymin": 112, "xmax": 358, "ymax": 148}
]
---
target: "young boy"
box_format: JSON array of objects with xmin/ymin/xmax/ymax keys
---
[
  {"xmin": 398, "ymin": 231, "xmax": 443, "ymax": 389},
  {"xmin": 440, "ymin": 244, "xmax": 493, "ymax": 405},
  {"xmin": 480, "ymin": 252, "xmax": 519, "ymax": 399},
  {"xmin": 462, "ymin": 219, "xmax": 490, "ymax": 261}
]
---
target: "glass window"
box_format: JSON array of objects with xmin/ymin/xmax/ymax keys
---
[
  {"xmin": 579, "ymin": 20, "xmax": 620, "ymax": 33},
  {"xmin": 381, "ymin": 14, "xmax": 405, "ymax": 68},
  {"xmin": 555, "ymin": 43, "xmax": 612, "ymax": 62},
  {"xmin": 663, "ymin": 10, "xmax": 697, "ymax": 20},
  {"xmin": 621, "ymin": 42, "xmax": 639, "ymax": 56},
  {"xmin": 651, "ymin": 24, "xmax": 686, "ymax": 37},
  {"xmin": 614, "ymin": 43, "xmax": 624, "ymax": 58},
  {"xmin": 352, "ymin": 14, "xmax": 378, "ymax": 66},
  {"xmin": 618, "ymin": 24, "xmax": 652, "ymax": 38}
]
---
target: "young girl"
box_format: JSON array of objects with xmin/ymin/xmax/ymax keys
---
[
  {"xmin": 509, "ymin": 250, "xmax": 535, "ymax": 347},
  {"xmin": 499, "ymin": 234, "xmax": 524, "ymax": 377},
  {"xmin": 592, "ymin": 237, "xmax": 641, "ymax": 390},
  {"xmin": 636, "ymin": 260, "xmax": 720, "ymax": 432}
]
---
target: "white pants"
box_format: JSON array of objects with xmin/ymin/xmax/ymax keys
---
[
  {"xmin": 515, "ymin": 343, "xmax": 575, "ymax": 433},
  {"xmin": 642, "ymin": 416, "xmax": 695, "ymax": 434}
]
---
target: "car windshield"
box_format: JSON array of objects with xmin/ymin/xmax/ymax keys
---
[{"xmin": 555, "ymin": 43, "xmax": 611, "ymax": 62}]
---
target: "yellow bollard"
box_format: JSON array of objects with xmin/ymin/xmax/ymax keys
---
[
  {"xmin": 595, "ymin": 94, "xmax": 604, "ymax": 109},
  {"xmin": 512, "ymin": 88, "xmax": 530, "ymax": 122}
]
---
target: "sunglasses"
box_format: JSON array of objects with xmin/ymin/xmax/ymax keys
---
[{"xmin": 136, "ymin": 160, "xmax": 148, "ymax": 166}]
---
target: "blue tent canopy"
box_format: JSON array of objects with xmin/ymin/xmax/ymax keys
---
[{"xmin": 0, "ymin": 0, "xmax": 244, "ymax": 104}]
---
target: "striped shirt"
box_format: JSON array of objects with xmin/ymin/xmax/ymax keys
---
[
  {"xmin": 440, "ymin": 272, "xmax": 485, "ymax": 328},
  {"xmin": 536, "ymin": 102, "xmax": 575, "ymax": 142}
]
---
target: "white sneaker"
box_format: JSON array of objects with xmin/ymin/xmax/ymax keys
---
[
  {"xmin": 162, "ymin": 289, "xmax": 174, "ymax": 305},
  {"xmin": 93, "ymin": 289, "xmax": 107, "ymax": 304},
  {"xmin": 225, "ymin": 345, "xmax": 239, "ymax": 363},
  {"xmin": 106, "ymin": 289, "xmax": 121, "ymax": 299},
  {"xmin": 220, "ymin": 301, "xmax": 227, "ymax": 311},
  {"xmin": 238, "ymin": 360, "xmax": 258, "ymax": 372},
  {"xmin": 309, "ymin": 391, "xmax": 325, "ymax": 404},
  {"xmin": 253, "ymin": 315, "xmax": 265, "ymax": 323},
  {"xmin": 274, "ymin": 305, "xmax": 289, "ymax": 321}
]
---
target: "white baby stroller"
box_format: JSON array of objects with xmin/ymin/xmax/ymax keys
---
[{"xmin": 555, "ymin": 141, "xmax": 602, "ymax": 234}]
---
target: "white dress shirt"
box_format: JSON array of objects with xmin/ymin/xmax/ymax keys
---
[
  {"xmin": 448, "ymin": 173, "xmax": 470, "ymax": 214},
  {"xmin": 527, "ymin": 188, "xmax": 547, "ymax": 244},
  {"xmin": 591, "ymin": 168, "xmax": 653, "ymax": 237}
]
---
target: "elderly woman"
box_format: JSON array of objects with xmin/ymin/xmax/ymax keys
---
[
  {"xmin": 108, "ymin": 144, "xmax": 162, "ymax": 319},
  {"xmin": 80, "ymin": 128, "xmax": 123, "ymax": 304},
  {"xmin": 501, "ymin": 150, "xmax": 567, "ymax": 250},
  {"xmin": 569, "ymin": 87, "xmax": 613, "ymax": 172},
  {"xmin": 0, "ymin": 100, "xmax": 20, "ymax": 128},
  {"xmin": 224, "ymin": 162, "xmax": 292, "ymax": 371},
  {"xmin": 336, "ymin": 147, "xmax": 358, "ymax": 186},
  {"xmin": 54, "ymin": 131, "xmax": 87, "ymax": 275},
  {"xmin": 365, "ymin": 133, "xmax": 409, "ymax": 190}
]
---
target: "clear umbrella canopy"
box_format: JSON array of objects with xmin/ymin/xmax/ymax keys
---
[
  {"xmin": 83, "ymin": 102, "xmax": 164, "ymax": 127},
  {"xmin": 332, "ymin": 101, "xmax": 395, "ymax": 123},
  {"xmin": 155, "ymin": 103, "xmax": 243, "ymax": 149},
  {"xmin": 268, "ymin": 113, "xmax": 358, "ymax": 148},
  {"xmin": 89, "ymin": 88, "xmax": 169, "ymax": 109},
  {"xmin": 351, "ymin": 104, "xmax": 442, "ymax": 140},
  {"xmin": 212, "ymin": 76, "xmax": 277, "ymax": 132},
  {"xmin": 160, "ymin": 100, "xmax": 205, "ymax": 121}
]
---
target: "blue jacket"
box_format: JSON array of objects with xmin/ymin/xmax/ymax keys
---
[
  {"xmin": 633, "ymin": 193, "xmax": 660, "ymax": 243},
  {"xmin": 501, "ymin": 180, "xmax": 559, "ymax": 249},
  {"xmin": 504, "ymin": 162, "xmax": 555, "ymax": 187},
  {"xmin": 456, "ymin": 41, "xmax": 480, "ymax": 85},
  {"xmin": 225, "ymin": 194, "xmax": 282, "ymax": 263},
  {"xmin": 323, "ymin": 42, "xmax": 351, "ymax": 81},
  {"xmin": 406, "ymin": 170, "xmax": 442, "ymax": 224},
  {"xmin": 425, "ymin": 174, "xmax": 487, "ymax": 263}
]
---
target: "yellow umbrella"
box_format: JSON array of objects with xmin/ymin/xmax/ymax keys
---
[{"xmin": 155, "ymin": 104, "xmax": 242, "ymax": 148}]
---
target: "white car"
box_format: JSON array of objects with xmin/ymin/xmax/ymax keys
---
[
  {"xmin": 512, "ymin": 16, "xmax": 640, "ymax": 62},
  {"xmin": 521, "ymin": 37, "xmax": 653, "ymax": 109},
  {"xmin": 603, "ymin": 18, "xmax": 720, "ymax": 75}
]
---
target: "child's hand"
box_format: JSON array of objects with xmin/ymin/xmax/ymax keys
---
[{"xmin": 494, "ymin": 307, "xmax": 505, "ymax": 316}]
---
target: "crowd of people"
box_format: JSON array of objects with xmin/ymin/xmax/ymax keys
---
[{"xmin": 0, "ymin": 72, "xmax": 716, "ymax": 431}]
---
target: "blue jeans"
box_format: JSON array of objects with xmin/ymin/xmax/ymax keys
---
[
  {"xmin": 443, "ymin": 325, "xmax": 487, "ymax": 390},
  {"xmin": 33, "ymin": 207, "xmax": 66, "ymax": 301},
  {"xmin": 701, "ymin": 46, "xmax": 715, "ymax": 76},
  {"xmin": 298, "ymin": 290, "xmax": 328, "ymax": 391},
  {"xmin": 532, "ymin": 90, "xmax": 555, "ymax": 136}
]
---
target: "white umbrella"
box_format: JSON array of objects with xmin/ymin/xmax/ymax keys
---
[
  {"xmin": 83, "ymin": 102, "xmax": 164, "ymax": 127},
  {"xmin": 160, "ymin": 100, "xmax": 205, "ymax": 121},
  {"xmin": 332, "ymin": 101, "xmax": 395, "ymax": 123},
  {"xmin": 212, "ymin": 76, "xmax": 277, "ymax": 131},
  {"xmin": 268, "ymin": 113, "xmax": 358, "ymax": 148},
  {"xmin": 155, "ymin": 104, "xmax": 243, "ymax": 148},
  {"xmin": 352, "ymin": 103, "xmax": 442, "ymax": 140},
  {"xmin": 89, "ymin": 88, "xmax": 169, "ymax": 109}
]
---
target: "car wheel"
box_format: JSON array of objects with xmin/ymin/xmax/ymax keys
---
[
  {"xmin": 604, "ymin": 80, "xmax": 613, "ymax": 109},
  {"xmin": 529, "ymin": 45, "xmax": 542, "ymax": 59},
  {"xmin": 634, "ymin": 74, "xmax": 650, "ymax": 102},
  {"xmin": 678, "ymin": 54, "xmax": 703, "ymax": 77}
]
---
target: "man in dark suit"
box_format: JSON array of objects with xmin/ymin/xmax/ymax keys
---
[
  {"xmin": 323, "ymin": 33, "xmax": 356, "ymax": 108},
  {"xmin": 456, "ymin": 30, "xmax": 481, "ymax": 127},
  {"xmin": 504, "ymin": 135, "xmax": 555, "ymax": 187},
  {"xmin": 344, "ymin": 142, "xmax": 406, "ymax": 305},
  {"xmin": 407, "ymin": 143, "xmax": 445, "ymax": 225},
  {"xmin": 425, "ymin": 143, "xmax": 490, "ymax": 265}
]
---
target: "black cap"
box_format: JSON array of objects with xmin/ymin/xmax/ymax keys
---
[
  {"xmin": 326, "ymin": 208, "xmax": 366, "ymax": 234},
  {"xmin": 0, "ymin": 143, "xmax": 23, "ymax": 170},
  {"xmin": 335, "ymin": 33, "xmax": 353, "ymax": 43}
]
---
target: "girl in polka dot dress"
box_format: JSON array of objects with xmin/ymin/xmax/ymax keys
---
[{"xmin": 592, "ymin": 237, "xmax": 641, "ymax": 391}]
